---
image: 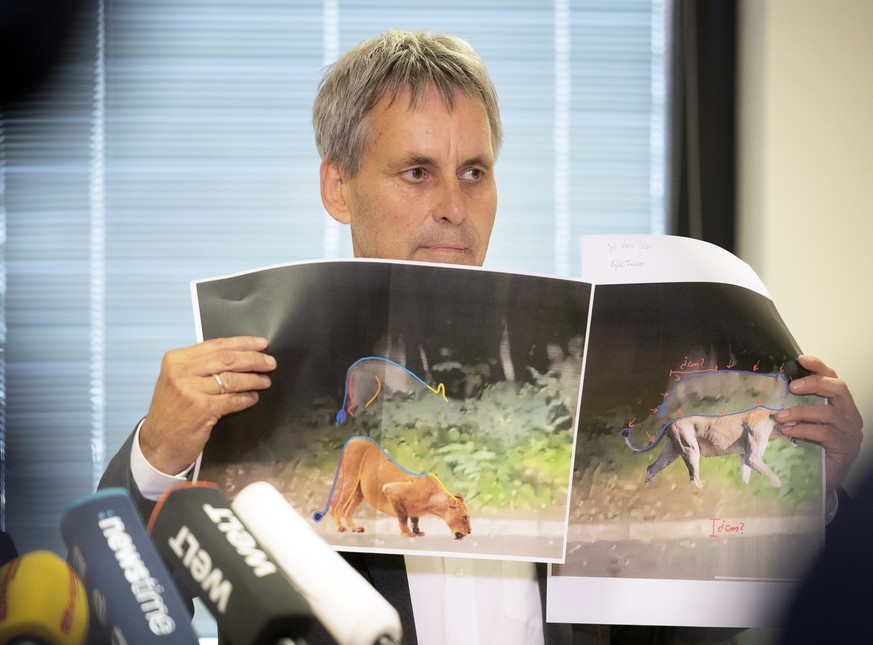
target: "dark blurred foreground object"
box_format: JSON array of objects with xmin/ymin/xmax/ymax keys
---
[
  {"xmin": 1, "ymin": 0, "xmax": 89, "ymax": 102},
  {"xmin": 0, "ymin": 530, "xmax": 18, "ymax": 566},
  {"xmin": 779, "ymin": 479, "xmax": 871, "ymax": 643}
]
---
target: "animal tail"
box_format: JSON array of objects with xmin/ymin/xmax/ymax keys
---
[
  {"xmin": 335, "ymin": 369, "xmax": 354, "ymax": 426},
  {"xmin": 312, "ymin": 441, "xmax": 351, "ymax": 523},
  {"xmin": 620, "ymin": 423, "xmax": 669, "ymax": 452}
]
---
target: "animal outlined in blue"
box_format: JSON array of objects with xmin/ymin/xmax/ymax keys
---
[
  {"xmin": 312, "ymin": 435, "xmax": 470, "ymax": 539},
  {"xmin": 620, "ymin": 365, "xmax": 808, "ymax": 453},
  {"xmin": 335, "ymin": 356, "xmax": 448, "ymax": 425},
  {"xmin": 655, "ymin": 369, "xmax": 790, "ymax": 420},
  {"xmin": 622, "ymin": 407, "xmax": 789, "ymax": 488},
  {"xmin": 618, "ymin": 362, "xmax": 821, "ymax": 487}
]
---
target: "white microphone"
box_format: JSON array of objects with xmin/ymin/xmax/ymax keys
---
[
  {"xmin": 147, "ymin": 483, "xmax": 312, "ymax": 645},
  {"xmin": 231, "ymin": 482, "xmax": 402, "ymax": 645}
]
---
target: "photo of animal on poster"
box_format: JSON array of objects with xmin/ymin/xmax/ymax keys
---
[
  {"xmin": 192, "ymin": 260, "xmax": 590, "ymax": 562},
  {"xmin": 554, "ymin": 281, "xmax": 824, "ymax": 583},
  {"xmin": 312, "ymin": 435, "xmax": 471, "ymax": 541}
]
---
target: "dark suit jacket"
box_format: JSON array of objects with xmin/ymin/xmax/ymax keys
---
[{"xmin": 778, "ymin": 481, "xmax": 868, "ymax": 643}]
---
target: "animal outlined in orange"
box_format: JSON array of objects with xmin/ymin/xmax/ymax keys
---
[{"xmin": 314, "ymin": 436, "xmax": 471, "ymax": 539}]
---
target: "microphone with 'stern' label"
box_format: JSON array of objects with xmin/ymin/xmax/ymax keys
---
[
  {"xmin": 59, "ymin": 488, "xmax": 198, "ymax": 645},
  {"xmin": 0, "ymin": 550, "xmax": 90, "ymax": 645},
  {"xmin": 232, "ymin": 481, "xmax": 402, "ymax": 645},
  {"xmin": 147, "ymin": 482, "xmax": 312, "ymax": 645}
]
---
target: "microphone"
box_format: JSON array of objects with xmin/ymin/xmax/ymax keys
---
[
  {"xmin": 232, "ymin": 481, "xmax": 402, "ymax": 645},
  {"xmin": 147, "ymin": 482, "xmax": 313, "ymax": 645},
  {"xmin": 59, "ymin": 487, "xmax": 199, "ymax": 645},
  {"xmin": 0, "ymin": 549, "xmax": 89, "ymax": 645}
]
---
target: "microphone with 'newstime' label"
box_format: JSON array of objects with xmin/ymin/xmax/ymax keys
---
[
  {"xmin": 232, "ymin": 481, "xmax": 402, "ymax": 645},
  {"xmin": 147, "ymin": 482, "xmax": 312, "ymax": 645},
  {"xmin": 0, "ymin": 549, "xmax": 90, "ymax": 645},
  {"xmin": 60, "ymin": 487, "xmax": 198, "ymax": 645}
]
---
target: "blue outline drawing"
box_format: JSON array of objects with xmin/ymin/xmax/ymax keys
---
[{"xmin": 335, "ymin": 356, "xmax": 448, "ymax": 425}]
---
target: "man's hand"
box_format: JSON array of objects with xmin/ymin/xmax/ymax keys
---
[
  {"xmin": 139, "ymin": 336, "xmax": 277, "ymax": 474},
  {"xmin": 776, "ymin": 355, "xmax": 863, "ymax": 494}
]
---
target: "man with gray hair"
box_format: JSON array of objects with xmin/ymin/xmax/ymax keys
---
[
  {"xmin": 314, "ymin": 29, "xmax": 501, "ymax": 267},
  {"xmin": 101, "ymin": 29, "xmax": 864, "ymax": 645}
]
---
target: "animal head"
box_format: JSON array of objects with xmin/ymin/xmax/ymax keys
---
[{"xmin": 444, "ymin": 493, "xmax": 472, "ymax": 540}]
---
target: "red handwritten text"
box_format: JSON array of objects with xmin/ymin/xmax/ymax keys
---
[{"xmin": 710, "ymin": 517, "xmax": 745, "ymax": 537}]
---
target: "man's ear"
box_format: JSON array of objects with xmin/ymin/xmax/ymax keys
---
[{"xmin": 320, "ymin": 158, "xmax": 351, "ymax": 224}]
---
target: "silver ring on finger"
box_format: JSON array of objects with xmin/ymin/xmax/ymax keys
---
[{"xmin": 213, "ymin": 373, "xmax": 227, "ymax": 395}]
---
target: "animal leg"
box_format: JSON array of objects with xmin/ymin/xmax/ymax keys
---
[
  {"xmin": 739, "ymin": 455, "xmax": 752, "ymax": 484},
  {"xmin": 331, "ymin": 495, "xmax": 347, "ymax": 532},
  {"xmin": 382, "ymin": 482, "xmax": 414, "ymax": 537},
  {"xmin": 746, "ymin": 454, "xmax": 782, "ymax": 488},
  {"xmin": 646, "ymin": 443, "xmax": 679, "ymax": 485},
  {"xmin": 342, "ymin": 486, "xmax": 367, "ymax": 533},
  {"xmin": 670, "ymin": 422, "xmax": 704, "ymax": 488},
  {"xmin": 679, "ymin": 445, "xmax": 703, "ymax": 488},
  {"xmin": 331, "ymin": 476, "xmax": 353, "ymax": 533},
  {"xmin": 410, "ymin": 517, "xmax": 425, "ymax": 537},
  {"xmin": 746, "ymin": 426, "xmax": 782, "ymax": 487},
  {"xmin": 347, "ymin": 371, "xmax": 381, "ymax": 418}
]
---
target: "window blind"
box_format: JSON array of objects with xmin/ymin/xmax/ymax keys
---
[{"xmin": 1, "ymin": 0, "xmax": 666, "ymax": 581}]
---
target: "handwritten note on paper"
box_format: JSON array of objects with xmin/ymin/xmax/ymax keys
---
[
  {"xmin": 580, "ymin": 234, "xmax": 771, "ymax": 298},
  {"xmin": 604, "ymin": 238, "xmax": 652, "ymax": 276}
]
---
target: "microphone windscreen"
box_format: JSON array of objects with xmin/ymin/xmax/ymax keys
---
[
  {"xmin": 147, "ymin": 482, "xmax": 312, "ymax": 645},
  {"xmin": 0, "ymin": 550, "xmax": 89, "ymax": 645},
  {"xmin": 232, "ymin": 481, "xmax": 402, "ymax": 645},
  {"xmin": 60, "ymin": 488, "xmax": 198, "ymax": 645}
]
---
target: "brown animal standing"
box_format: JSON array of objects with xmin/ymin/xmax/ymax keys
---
[
  {"xmin": 637, "ymin": 407, "xmax": 788, "ymax": 489},
  {"xmin": 330, "ymin": 437, "xmax": 471, "ymax": 539}
]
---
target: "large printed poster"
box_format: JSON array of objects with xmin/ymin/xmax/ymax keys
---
[
  {"xmin": 191, "ymin": 236, "xmax": 824, "ymax": 627},
  {"xmin": 192, "ymin": 260, "xmax": 590, "ymax": 563},
  {"xmin": 547, "ymin": 236, "xmax": 824, "ymax": 628}
]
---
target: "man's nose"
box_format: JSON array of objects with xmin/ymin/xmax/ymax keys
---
[{"xmin": 433, "ymin": 179, "xmax": 466, "ymax": 225}]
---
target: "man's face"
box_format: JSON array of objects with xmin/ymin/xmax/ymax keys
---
[{"xmin": 321, "ymin": 86, "xmax": 497, "ymax": 266}]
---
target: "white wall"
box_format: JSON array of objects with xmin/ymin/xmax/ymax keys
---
[{"xmin": 738, "ymin": 0, "xmax": 873, "ymax": 491}]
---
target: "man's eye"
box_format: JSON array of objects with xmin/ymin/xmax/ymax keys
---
[
  {"xmin": 403, "ymin": 168, "xmax": 426, "ymax": 181},
  {"xmin": 461, "ymin": 167, "xmax": 485, "ymax": 181}
]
